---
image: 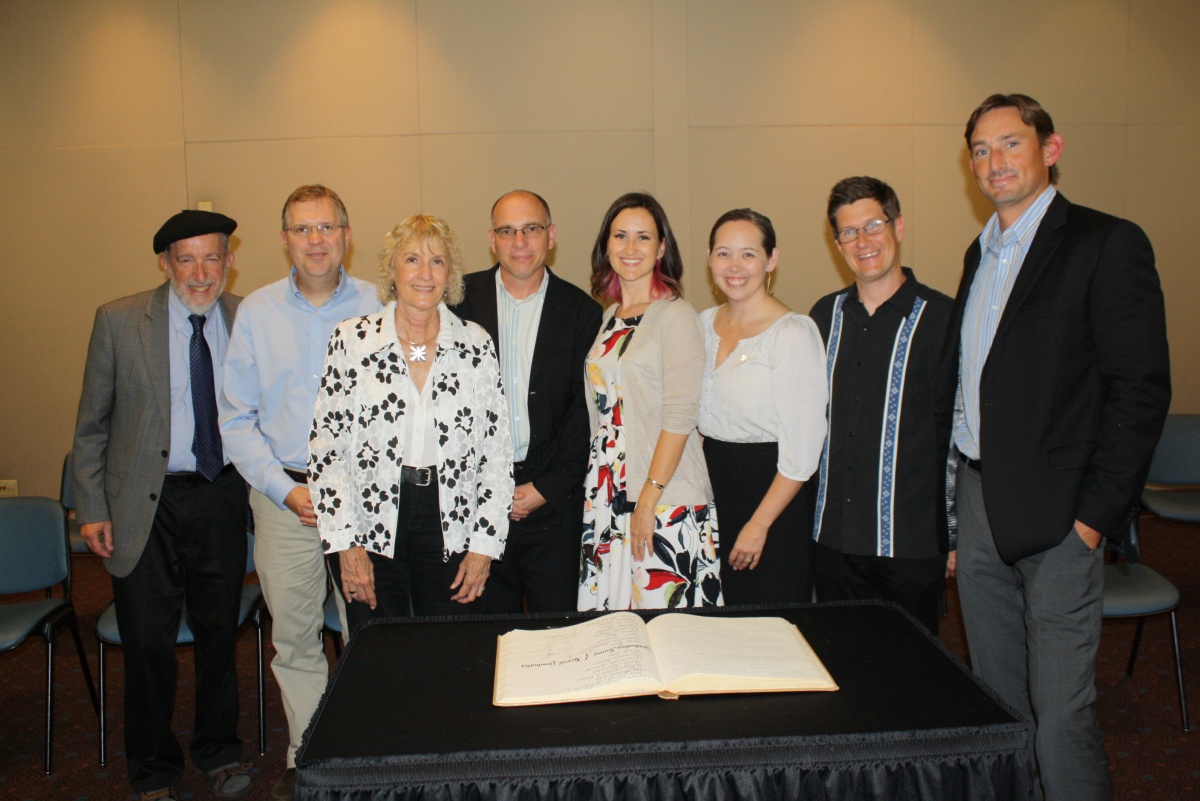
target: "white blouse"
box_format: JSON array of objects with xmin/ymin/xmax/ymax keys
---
[{"xmin": 698, "ymin": 307, "xmax": 828, "ymax": 481}]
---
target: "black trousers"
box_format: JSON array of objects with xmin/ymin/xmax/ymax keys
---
[
  {"xmin": 483, "ymin": 515, "xmax": 582, "ymax": 614},
  {"xmin": 813, "ymin": 541, "xmax": 947, "ymax": 635},
  {"xmin": 111, "ymin": 465, "xmax": 248, "ymax": 792},
  {"xmin": 330, "ymin": 474, "xmax": 484, "ymax": 637}
]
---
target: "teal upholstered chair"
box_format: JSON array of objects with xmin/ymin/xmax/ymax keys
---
[
  {"xmin": 1102, "ymin": 413, "xmax": 1199, "ymax": 733},
  {"xmin": 0, "ymin": 497, "xmax": 100, "ymax": 775},
  {"xmin": 1141, "ymin": 414, "xmax": 1200, "ymax": 526},
  {"xmin": 95, "ymin": 530, "xmax": 266, "ymax": 764}
]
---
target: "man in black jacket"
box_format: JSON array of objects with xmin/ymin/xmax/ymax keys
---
[
  {"xmin": 451, "ymin": 190, "xmax": 602, "ymax": 612},
  {"xmin": 937, "ymin": 94, "xmax": 1171, "ymax": 801}
]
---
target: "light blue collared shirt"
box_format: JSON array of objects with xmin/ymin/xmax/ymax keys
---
[
  {"xmin": 167, "ymin": 289, "xmax": 231, "ymax": 472},
  {"xmin": 496, "ymin": 268, "xmax": 547, "ymax": 461},
  {"xmin": 219, "ymin": 267, "xmax": 381, "ymax": 506},
  {"xmin": 954, "ymin": 185, "xmax": 1057, "ymax": 459}
]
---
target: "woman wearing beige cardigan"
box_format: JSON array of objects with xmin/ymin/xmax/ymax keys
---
[{"xmin": 577, "ymin": 192, "xmax": 723, "ymax": 610}]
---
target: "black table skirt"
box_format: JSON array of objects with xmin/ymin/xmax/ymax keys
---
[{"xmin": 297, "ymin": 602, "xmax": 1034, "ymax": 800}]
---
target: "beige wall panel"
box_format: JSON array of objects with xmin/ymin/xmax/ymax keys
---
[
  {"xmin": 908, "ymin": 125, "xmax": 989, "ymax": 298},
  {"xmin": 0, "ymin": 0, "xmax": 183, "ymax": 148},
  {"xmin": 178, "ymin": 0, "xmax": 418, "ymax": 142},
  {"xmin": 688, "ymin": 0, "xmax": 913, "ymax": 127},
  {"xmin": 912, "ymin": 0, "xmax": 1129, "ymax": 124},
  {"xmin": 1129, "ymin": 0, "xmax": 1200, "ymax": 125},
  {"xmin": 417, "ymin": 0, "xmax": 654, "ymax": 134},
  {"xmin": 1051, "ymin": 125, "xmax": 1128, "ymax": 219},
  {"xmin": 0, "ymin": 144, "xmax": 187, "ymax": 496},
  {"xmin": 1127, "ymin": 125, "xmax": 1200, "ymax": 413},
  {"xmin": 184, "ymin": 136, "xmax": 423, "ymax": 295},
  {"xmin": 419, "ymin": 131, "xmax": 656, "ymax": 294},
  {"xmin": 689, "ymin": 126, "xmax": 914, "ymax": 315}
]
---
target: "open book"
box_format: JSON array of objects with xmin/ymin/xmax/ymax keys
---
[{"xmin": 493, "ymin": 611, "xmax": 837, "ymax": 706}]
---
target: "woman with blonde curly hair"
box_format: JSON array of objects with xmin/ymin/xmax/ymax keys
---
[{"xmin": 310, "ymin": 214, "xmax": 513, "ymax": 630}]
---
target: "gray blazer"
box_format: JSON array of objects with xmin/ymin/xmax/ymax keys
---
[{"xmin": 72, "ymin": 282, "xmax": 241, "ymax": 577}]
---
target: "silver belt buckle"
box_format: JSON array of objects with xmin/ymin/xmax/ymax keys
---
[{"xmin": 412, "ymin": 467, "xmax": 432, "ymax": 487}]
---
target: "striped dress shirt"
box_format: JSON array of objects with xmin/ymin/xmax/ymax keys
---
[{"xmin": 954, "ymin": 186, "xmax": 1057, "ymax": 460}]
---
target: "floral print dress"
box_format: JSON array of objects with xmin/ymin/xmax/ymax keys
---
[{"xmin": 578, "ymin": 314, "xmax": 723, "ymax": 610}]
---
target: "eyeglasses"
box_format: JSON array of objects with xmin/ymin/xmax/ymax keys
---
[
  {"xmin": 492, "ymin": 224, "xmax": 548, "ymax": 240},
  {"xmin": 835, "ymin": 218, "xmax": 891, "ymax": 244},
  {"xmin": 284, "ymin": 223, "xmax": 344, "ymax": 237}
]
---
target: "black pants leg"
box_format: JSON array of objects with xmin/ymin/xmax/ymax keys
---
[{"xmin": 112, "ymin": 468, "xmax": 247, "ymax": 792}]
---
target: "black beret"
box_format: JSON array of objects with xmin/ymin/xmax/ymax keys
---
[{"xmin": 153, "ymin": 209, "xmax": 238, "ymax": 254}]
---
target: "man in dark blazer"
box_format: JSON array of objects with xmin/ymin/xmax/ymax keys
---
[
  {"xmin": 451, "ymin": 190, "xmax": 601, "ymax": 612},
  {"xmin": 937, "ymin": 94, "xmax": 1170, "ymax": 801},
  {"xmin": 73, "ymin": 211, "xmax": 252, "ymax": 801}
]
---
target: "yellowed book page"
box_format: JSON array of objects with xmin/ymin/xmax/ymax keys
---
[
  {"xmin": 646, "ymin": 614, "xmax": 838, "ymax": 695},
  {"xmin": 493, "ymin": 612, "xmax": 666, "ymax": 706}
]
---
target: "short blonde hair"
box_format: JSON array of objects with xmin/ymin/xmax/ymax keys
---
[{"xmin": 376, "ymin": 214, "xmax": 466, "ymax": 306}]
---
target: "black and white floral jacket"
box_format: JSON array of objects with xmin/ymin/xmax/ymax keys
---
[{"xmin": 308, "ymin": 302, "xmax": 513, "ymax": 560}]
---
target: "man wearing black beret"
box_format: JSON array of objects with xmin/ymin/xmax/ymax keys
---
[{"xmin": 72, "ymin": 210, "xmax": 253, "ymax": 801}]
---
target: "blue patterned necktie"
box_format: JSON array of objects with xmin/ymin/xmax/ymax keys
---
[{"xmin": 188, "ymin": 314, "xmax": 223, "ymax": 482}]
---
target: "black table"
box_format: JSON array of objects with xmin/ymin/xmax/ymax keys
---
[{"xmin": 297, "ymin": 602, "xmax": 1034, "ymax": 800}]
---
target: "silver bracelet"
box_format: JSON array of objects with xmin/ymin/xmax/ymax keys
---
[{"xmin": 645, "ymin": 477, "xmax": 666, "ymax": 491}]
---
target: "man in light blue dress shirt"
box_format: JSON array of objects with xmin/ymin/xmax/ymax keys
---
[{"xmin": 219, "ymin": 186, "xmax": 380, "ymax": 801}]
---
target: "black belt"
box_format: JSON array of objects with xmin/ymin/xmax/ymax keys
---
[
  {"xmin": 284, "ymin": 468, "xmax": 308, "ymax": 484},
  {"xmin": 401, "ymin": 466, "xmax": 435, "ymax": 487},
  {"xmin": 964, "ymin": 456, "xmax": 983, "ymax": 473},
  {"xmin": 164, "ymin": 463, "xmax": 236, "ymax": 483}
]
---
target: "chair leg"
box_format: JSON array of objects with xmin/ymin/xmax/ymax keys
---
[
  {"xmin": 43, "ymin": 630, "xmax": 55, "ymax": 776},
  {"xmin": 1168, "ymin": 610, "xmax": 1189, "ymax": 733},
  {"xmin": 1126, "ymin": 618, "xmax": 1147, "ymax": 676},
  {"xmin": 98, "ymin": 640, "xmax": 107, "ymax": 767},
  {"xmin": 67, "ymin": 613, "xmax": 99, "ymax": 715}
]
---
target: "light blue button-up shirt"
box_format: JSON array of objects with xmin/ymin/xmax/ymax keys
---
[
  {"xmin": 219, "ymin": 267, "xmax": 381, "ymax": 507},
  {"xmin": 954, "ymin": 186, "xmax": 1057, "ymax": 459},
  {"xmin": 167, "ymin": 289, "xmax": 230, "ymax": 473},
  {"xmin": 496, "ymin": 268, "xmax": 547, "ymax": 462}
]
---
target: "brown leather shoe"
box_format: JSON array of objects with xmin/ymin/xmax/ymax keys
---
[
  {"xmin": 139, "ymin": 789, "xmax": 179, "ymax": 801},
  {"xmin": 271, "ymin": 767, "xmax": 296, "ymax": 801}
]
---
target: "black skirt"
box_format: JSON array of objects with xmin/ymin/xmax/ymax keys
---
[{"xmin": 703, "ymin": 438, "xmax": 814, "ymax": 605}]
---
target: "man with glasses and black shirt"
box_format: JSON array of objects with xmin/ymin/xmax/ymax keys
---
[
  {"xmin": 809, "ymin": 176, "xmax": 953, "ymax": 634},
  {"xmin": 451, "ymin": 190, "xmax": 601, "ymax": 612},
  {"xmin": 219, "ymin": 185, "xmax": 379, "ymax": 800}
]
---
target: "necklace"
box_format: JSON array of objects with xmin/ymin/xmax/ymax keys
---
[{"xmin": 397, "ymin": 332, "xmax": 437, "ymax": 362}]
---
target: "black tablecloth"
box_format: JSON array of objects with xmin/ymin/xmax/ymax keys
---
[{"xmin": 297, "ymin": 602, "xmax": 1034, "ymax": 800}]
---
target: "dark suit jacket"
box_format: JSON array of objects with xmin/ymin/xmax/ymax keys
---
[
  {"xmin": 935, "ymin": 192, "xmax": 1170, "ymax": 564},
  {"xmin": 72, "ymin": 283, "xmax": 241, "ymax": 577},
  {"xmin": 450, "ymin": 266, "xmax": 601, "ymax": 531}
]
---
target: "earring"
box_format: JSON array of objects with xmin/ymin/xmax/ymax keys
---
[{"xmin": 766, "ymin": 271, "xmax": 775, "ymax": 295}]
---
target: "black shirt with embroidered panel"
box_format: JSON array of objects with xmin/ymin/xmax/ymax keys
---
[{"xmin": 808, "ymin": 267, "xmax": 952, "ymax": 558}]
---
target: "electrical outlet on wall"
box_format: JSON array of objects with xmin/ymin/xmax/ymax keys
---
[{"xmin": 0, "ymin": 479, "xmax": 18, "ymax": 497}]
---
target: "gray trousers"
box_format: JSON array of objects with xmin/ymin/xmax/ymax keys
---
[{"xmin": 955, "ymin": 463, "xmax": 1111, "ymax": 801}]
